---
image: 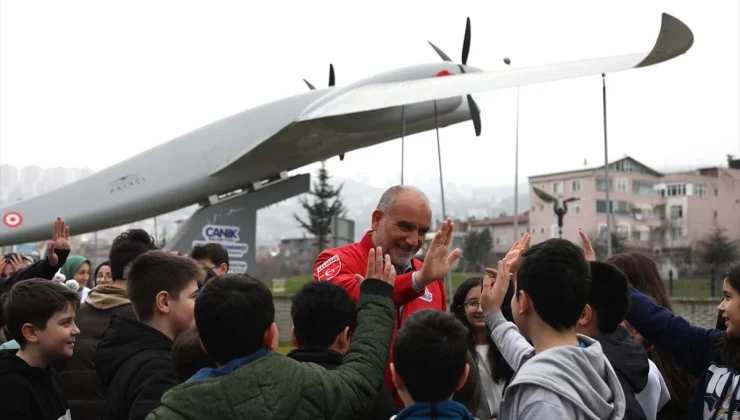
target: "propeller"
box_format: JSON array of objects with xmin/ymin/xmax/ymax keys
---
[
  {"xmin": 427, "ymin": 17, "xmax": 482, "ymax": 136},
  {"xmin": 303, "ymin": 65, "xmax": 345, "ymax": 160}
]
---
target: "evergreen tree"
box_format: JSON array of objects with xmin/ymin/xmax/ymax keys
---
[
  {"xmin": 697, "ymin": 225, "xmax": 738, "ymax": 267},
  {"xmin": 463, "ymin": 229, "xmax": 492, "ymax": 272},
  {"xmin": 294, "ymin": 161, "xmax": 347, "ymax": 253}
]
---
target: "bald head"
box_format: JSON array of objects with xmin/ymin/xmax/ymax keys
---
[{"xmin": 376, "ymin": 185, "xmax": 430, "ymax": 214}]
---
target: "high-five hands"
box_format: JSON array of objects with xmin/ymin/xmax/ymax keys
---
[
  {"xmin": 47, "ymin": 217, "xmax": 71, "ymax": 267},
  {"xmin": 483, "ymin": 233, "xmax": 531, "ymax": 282},
  {"xmin": 480, "ymin": 259, "xmax": 513, "ymax": 315},
  {"xmin": 355, "ymin": 246, "xmax": 396, "ymax": 287},
  {"xmin": 417, "ymin": 218, "xmax": 462, "ymax": 288}
]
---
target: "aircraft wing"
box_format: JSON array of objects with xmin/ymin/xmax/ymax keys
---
[{"xmin": 298, "ymin": 13, "xmax": 692, "ymax": 121}]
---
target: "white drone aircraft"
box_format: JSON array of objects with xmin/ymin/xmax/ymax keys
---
[{"xmin": 0, "ymin": 13, "xmax": 693, "ymax": 268}]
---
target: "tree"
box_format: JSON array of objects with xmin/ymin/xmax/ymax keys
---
[
  {"xmin": 294, "ymin": 161, "xmax": 347, "ymax": 253},
  {"xmin": 697, "ymin": 225, "xmax": 738, "ymax": 269},
  {"xmin": 463, "ymin": 229, "xmax": 492, "ymax": 272},
  {"xmin": 589, "ymin": 228, "xmax": 627, "ymax": 261}
]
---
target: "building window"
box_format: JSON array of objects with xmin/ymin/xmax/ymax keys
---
[
  {"xmin": 670, "ymin": 205, "xmax": 683, "ymax": 219},
  {"xmin": 665, "ymin": 183, "xmax": 686, "ymax": 197},
  {"xmin": 715, "ymin": 188, "xmax": 719, "ymax": 196},
  {"xmin": 540, "ymin": 184, "xmax": 546, "ymax": 191},
  {"xmin": 615, "ymin": 159, "xmax": 634, "ymax": 172},
  {"xmin": 540, "ymin": 226, "xmax": 545, "ymax": 234},
  {"xmin": 551, "ymin": 224, "xmax": 559, "ymax": 238},
  {"xmin": 553, "ymin": 181, "xmax": 564, "ymax": 194},
  {"xmin": 617, "ymin": 223, "xmax": 630, "ymax": 239},
  {"xmin": 596, "ymin": 200, "xmax": 630, "ymax": 214},
  {"xmin": 632, "ymin": 181, "xmax": 655, "ymax": 196},
  {"xmin": 714, "ymin": 210, "xmax": 718, "ymax": 219},
  {"xmin": 695, "ymin": 184, "xmax": 708, "ymax": 197},
  {"xmin": 671, "ymin": 227, "xmax": 684, "ymax": 238},
  {"xmin": 596, "ymin": 200, "xmax": 610, "ymax": 214},
  {"xmin": 531, "ymin": 206, "xmax": 536, "ymax": 212},
  {"xmin": 571, "ymin": 179, "xmax": 582, "ymax": 192},
  {"xmin": 573, "ymin": 203, "xmax": 581, "ymax": 215},
  {"xmin": 595, "ymin": 176, "xmax": 613, "ymax": 192},
  {"xmin": 495, "ymin": 235, "xmax": 506, "ymax": 245},
  {"xmin": 598, "ymin": 223, "xmax": 609, "ymax": 237},
  {"xmin": 616, "ymin": 178, "xmax": 628, "ymax": 193}
]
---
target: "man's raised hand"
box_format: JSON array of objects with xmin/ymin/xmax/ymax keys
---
[
  {"xmin": 417, "ymin": 218, "xmax": 462, "ymax": 287},
  {"xmin": 355, "ymin": 246, "xmax": 396, "ymax": 287},
  {"xmin": 47, "ymin": 217, "xmax": 71, "ymax": 267}
]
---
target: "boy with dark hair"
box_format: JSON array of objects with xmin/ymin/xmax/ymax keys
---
[
  {"xmin": 287, "ymin": 282, "xmax": 397, "ymax": 420},
  {"xmin": 481, "ymin": 237, "xmax": 626, "ymax": 419},
  {"xmin": 576, "ymin": 261, "xmax": 651, "ymax": 420},
  {"xmin": 0, "ymin": 279, "xmax": 80, "ymax": 419},
  {"xmin": 390, "ymin": 309, "xmax": 475, "ymax": 419},
  {"xmin": 59, "ymin": 228, "xmax": 156, "ymax": 419},
  {"xmin": 189, "ymin": 243, "xmax": 229, "ymax": 275},
  {"xmin": 96, "ymin": 250, "xmax": 203, "ymax": 420},
  {"xmin": 147, "ymin": 247, "xmax": 398, "ymax": 420}
]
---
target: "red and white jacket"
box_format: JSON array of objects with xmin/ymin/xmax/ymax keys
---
[{"xmin": 313, "ymin": 230, "xmax": 447, "ymax": 406}]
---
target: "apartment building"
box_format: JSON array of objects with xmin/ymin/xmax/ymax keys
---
[
  {"xmin": 468, "ymin": 213, "xmax": 530, "ymax": 254},
  {"xmin": 527, "ymin": 156, "xmax": 740, "ymax": 255}
]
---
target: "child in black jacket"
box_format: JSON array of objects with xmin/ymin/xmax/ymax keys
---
[{"xmin": 0, "ymin": 279, "xmax": 80, "ymax": 419}]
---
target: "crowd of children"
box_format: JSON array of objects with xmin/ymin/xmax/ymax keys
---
[{"xmin": 0, "ymin": 216, "xmax": 738, "ymax": 420}]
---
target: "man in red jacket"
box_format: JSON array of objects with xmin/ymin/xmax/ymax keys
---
[{"xmin": 313, "ymin": 185, "xmax": 461, "ymax": 406}]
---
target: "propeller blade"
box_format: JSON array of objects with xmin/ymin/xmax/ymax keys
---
[
  {"xmin": 461, "ymin": 17, "xmax": 471, "ymax": 65},
  {"xmin": 466, "ymin": 95, "xmax": 481, "ymax": 136},
  {"xmin": 427, "ymin": 41, "xmax": 452, "ymax": 62},
  {"xmin": 303, "ymin": 79, "xmax": 316, "ymax": 90},
  {"xmin": 329, "ymin": 64, "xmax": 335, "ymax": 86}
]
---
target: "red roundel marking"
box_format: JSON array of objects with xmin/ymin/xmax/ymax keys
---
[
  {"xmin": 3, "ymin": 212, "xmax": 23, "ymax": 228},
  {"xmin": 436, "ymin": 70, "xmax": 452, "ymax": 77}
]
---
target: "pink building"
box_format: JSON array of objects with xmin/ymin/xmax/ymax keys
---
[
  {"xmin": 469, "ymin": 213, "xmax": 530, "ymax": 254},
  {"xmin": 527, "ymin": 156, "xmax": 740, "ymax": 257}
]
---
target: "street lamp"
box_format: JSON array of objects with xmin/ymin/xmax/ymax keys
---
[{"xmin": 504, "ymin": 57, "xmax": 520, "ymax": 239}]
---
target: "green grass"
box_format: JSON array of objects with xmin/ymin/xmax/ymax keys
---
[
  {"xmin": 271, "ymin": 273, "xmax": 717, "ymax": 299},
  {"xmin": 277, "ymin": 345, "xmax": 293, "ymax": 355}
]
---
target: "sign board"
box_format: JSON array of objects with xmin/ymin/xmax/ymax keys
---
[
  {"xmin": 272, "ymin": 278, "xmax": 286, "ymax": 293},
  {"xmin": 331, "ymin": 217, "xmax": 355, "ymax": 247}
]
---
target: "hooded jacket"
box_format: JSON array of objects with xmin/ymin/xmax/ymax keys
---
[
  {"xmin": 0, "ymin": 350, "xmax": 71, "ymax": 420},
  {"xmin": 594, "ymin": 325, "xmax": 649, "ymax": 420},
  {"xmin": 485, "ymin": 310, "xmax": 626, "ymax": 419},
  {"xmin": 58, "ymin": 285, "xmax": 136, "ymax": 419},
  {"xmin": 96, "ymin": 314, "xmax": 179, "ymax": 420}
]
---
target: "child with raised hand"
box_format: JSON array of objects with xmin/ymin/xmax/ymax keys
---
[
  {"xmin": 619, "ymin": 259, "xmax": 740, "ymax": 419},
  {"xmin": 480, "ymin": 235, "xmax": 626, "ymax": 419}
]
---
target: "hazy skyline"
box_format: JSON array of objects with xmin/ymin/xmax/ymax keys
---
[{"xmin": 1, "ymin": 1, "xmax": 738, "ymax": 190}]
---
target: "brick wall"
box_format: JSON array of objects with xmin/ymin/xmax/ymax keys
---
[{"xmin": 273, "ymin": 295, "xmax": 722, "ymax": 344}]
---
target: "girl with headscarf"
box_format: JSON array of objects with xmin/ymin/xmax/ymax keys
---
[{"xmin": 59, "ymin": 255, "xmax": 92, "ymax": 302}]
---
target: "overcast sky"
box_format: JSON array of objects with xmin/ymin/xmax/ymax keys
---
[{"xmin": 1, "ymin": 0, "xmax": 738, "ymax": 189}]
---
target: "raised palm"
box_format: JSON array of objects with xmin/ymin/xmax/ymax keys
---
[
  {"xmin": 418, "ymin": 218, "xmax": 462, "ymax": 287},
  {"xmin": 47, "ymin": 217, "xmax": 71, "ymax": 267}
]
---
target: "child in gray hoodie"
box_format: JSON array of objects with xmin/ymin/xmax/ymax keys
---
[{"xmin": 480, "ymin": 236, "xmax": 626, "ymax": 420}]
